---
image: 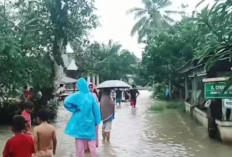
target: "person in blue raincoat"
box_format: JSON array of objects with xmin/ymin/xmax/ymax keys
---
[{"xmin": 64, "ymin": 78, "xmax": 101, "ymax": 157}]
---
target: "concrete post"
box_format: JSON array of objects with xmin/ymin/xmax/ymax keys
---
[
  {"xmin": 193, "ymin": 74, "xmax": 197, "ymax": 105},
  {"xmin": 96, "ymin": 74, "xmax": 100, "ymax": 85},
  {"xmin": 185, "ymin": 76, "xmax": 188, "ymax": 100},
  {"xmin": 169, "ymin": 79, "xmax": 172, "ymax": 98},
  {"xmin": 87, "ymin": 75, "xmax": 91, "ymax": 83},
  {"xmin": 92, "ymin": 74, "xmax": 96, "ymax": 85}
]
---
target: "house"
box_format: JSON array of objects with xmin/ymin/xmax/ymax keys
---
[
  {"xmin": 58, "ymin": 43, "xmax": 100, "ymax": 87},
  {"xmin": 179, "ymin": 57, "xmax": 232, "ymax": 143},
  {"xmin": 179, "ymin": 58, "xmax": 232, "ymax": 105}
]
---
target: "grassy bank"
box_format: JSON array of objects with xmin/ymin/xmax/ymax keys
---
[{"xmin": 150, "ymin": 99, "xmax": 185, "ymax": 113}]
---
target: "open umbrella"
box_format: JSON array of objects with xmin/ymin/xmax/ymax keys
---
[{"xmin": 97, "ymin": 80, "xmax": 131, "ymax": 89}]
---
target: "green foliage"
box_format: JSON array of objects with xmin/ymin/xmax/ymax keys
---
[
  {"xmin": 47, "ymin": 99, "xmax": 60, "ymax": 120},
  {"xmin": 0, "ymin": 37, "xmax": 26, "ymax": 99},
  {"xmin": 150, "ymin": 103, "xmax": 165, "ymax": 112},
  {"xmin": 0, "ymin": 100, "xmax": 22, "ymax": 124},
  {"xmin": 0, "ymin": 0, "xmax": 98, "ymax": 101},
  {"xmin": 0, "ymin": 0, "xmax": 98, "ymax": 123},
  {"xmin": 153, "ymin": 83, "xmax": 167, "ymax": 99},
  {"xmin": 139, "ymin": 0, "xmax": 232, "ymax": 92},
  {"xmin": 166, "ymin": 101, "xmax": 185, "ymax": 112},
  {"xmin": 0, "ymin": 35, "xmax": 55, "ymax": 100},
  {"xmin": 42, "ymin": 0, "xmax": 98, "ymax": 65},
  {"xmin": 141, "ymin": 19, "xmax": 195, "ymax": 89},
  {"xmin": 74, "ymin": 41, "xmax": 139, "ymax": 82},
  {"xmin": 193, "ymin": 0, "xmax": 232, "ymax": 67}
]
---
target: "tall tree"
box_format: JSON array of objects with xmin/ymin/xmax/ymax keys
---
[
  {"xmin": 128, "ymin": 0, "xmax": 184, "ymax": 42},
  {"xmin": 0, "ymin": 0, "xmax": 98, "ymax": 100},
  {"xmin": 140, "ymin": 18, "xmax": 196, "ymax": 90},
  {"xmin": 73, "ymin": 41, "xmax": 138, "ymax": 82}
]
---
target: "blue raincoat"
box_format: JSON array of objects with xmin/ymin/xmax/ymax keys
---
[{"xmin": 64, "ymin": 78, "xmax": 101, "ymax": 140}]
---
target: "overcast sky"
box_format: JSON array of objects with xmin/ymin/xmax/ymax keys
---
[{"xmin": 90, "ymin": 0, "xmax": 214, "ymax": 58}]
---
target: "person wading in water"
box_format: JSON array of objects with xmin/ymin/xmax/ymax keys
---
[
  {"xmin": 100, "ymin": 89, "xmax": 115, "ymax": 142},
  {"xmin": 64, "ymin": 78, "xmax": 101, "ymax": 157},
  {"xmin": 129, "ymin": 84, "xmax": 140, "ymax": 108}
]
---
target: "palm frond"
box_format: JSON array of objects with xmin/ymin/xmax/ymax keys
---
[
  {"xmin": 163, "ymin": 15, "xmax": 175, "ymax": 23},
  {"xmin": 195, "ymin": 0, "xmax": 206, "ymax": 8},
  {"xmin": 142, "ymin": 0, "xmax": 152, "ymax": 9},
  {"xmin": 181, "ymin": 4, "xmax": 188, "ymax": 9},
  {"xmin": 110, "ymin": 45, "xmax": 122, "ymax": 55},
  {"xmin": 138, "ymin": 19, "xmax": 153, "ymax": 42},
  {"xmin": 24, "ymin": 18, "xmax": 37, "ymax": 26},
  {"xmin": 127, "ymin": 7, "xmax": 144, "ymax": 15},
  {"xmin": 157, "ymin": 0, "xmax": 172, "ymax": 9},
  {"xmin": 164, "ymin": 10, "xmax": 185, "ymax": 15},
  {"xmin": 133, "ymin": 9, "xmax": 147, "ymax": 20},
  {"xmin": 223, "ymin": 75, "xmax": 232, "ymax": 93},
  {"xmin": 138, "ymin": 29, "xmax": 147, "ymax": 43},
  {"xmin": 131, "ymin": 17, "xmax": 147, "ymax": 36},
  {"xmin": 209, "ymin": 0, "xmax": 220, "ymax": 15}
]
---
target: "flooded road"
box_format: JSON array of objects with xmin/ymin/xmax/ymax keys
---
[{"xmin": 1, "ymin": 90, "xmax": 232, "ymax": 156}]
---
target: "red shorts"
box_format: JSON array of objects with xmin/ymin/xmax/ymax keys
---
[{"xmin": 131, "ymin": 100, "xmax": 136, "ymax": 107}]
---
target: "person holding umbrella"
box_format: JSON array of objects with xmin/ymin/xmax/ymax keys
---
[
  {"xmin": 100, "ymin": 88, "xmax": 115, "ymax": 142},
  {"xmin": 97, "ymin": 80, "xmax": 131, "ymax": 103}
]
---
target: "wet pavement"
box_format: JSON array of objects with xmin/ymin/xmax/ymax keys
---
[{"xmin": 1, "ymin": 90, "xmax": 232, "ymax": 157}]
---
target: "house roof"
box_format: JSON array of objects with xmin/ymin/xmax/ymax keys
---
[
  {"xmin": 62, "ymin": 54, "xmax": 69, "ymax": 68},
  {"xmin": 61, "ymin": 76, "xmax": 77, "ymax": 84},
  {"xmin": 66, "ymin": 43, "xmax": 74, "ymax": 54},
  {"xmin": 67, "ymin": 59, "xmax": 78, "ymax": 70}
]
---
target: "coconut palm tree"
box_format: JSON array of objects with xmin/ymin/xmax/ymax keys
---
[{"xmin": 128, "ymin": 0, "xmax": 184, "ymax": 42}]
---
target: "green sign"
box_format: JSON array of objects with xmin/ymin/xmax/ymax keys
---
[{"xmin": 205, "ymin": 82, "xmax": 232, "ymax": 99}]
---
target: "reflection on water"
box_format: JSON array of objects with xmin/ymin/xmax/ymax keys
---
[
  {"xmin": 131, "ymin": 107, "xmax": 137, "ymax": 115},
  {"xmin": 1, "ymin": 90, "xmax": 232, "ymax": 157}
]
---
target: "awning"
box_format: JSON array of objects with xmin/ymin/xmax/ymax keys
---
[{"xmin": 61, "ymin": 76, "xmax": 77, "ymax": 84}]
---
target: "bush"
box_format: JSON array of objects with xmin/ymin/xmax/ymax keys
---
[
  {"xmin": 153, "ymin": 83, "xmax": 167, "ymax": 99},
  {"xmin": 150, "ymin": 100, "xmax": 185, "ymax": 113},
  {"xmin": 47, "ymin": 99, "xmax": 60, "ymax": 120},
  {"xmin": 166, "ymin": 101, "xmax": 185, "ymax": 112},
  {"xmin": 0, "ymin": 99, "xmax": 22, "ymax": 124},
  {"xmin": 0, "ymin": 98, "xmax": 60, "ymax": 124},
  {"xmin": 150, "ymin": 104, "xmax": 165, "ymax": 112}
]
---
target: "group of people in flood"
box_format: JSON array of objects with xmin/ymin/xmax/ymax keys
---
[
  {"xmin": 3, "ymin": 108, "xmax": 57, "ymax": 157},
  {"xmin": 2, "ymin": 78, "xmax": 139, "ymax": 157}
]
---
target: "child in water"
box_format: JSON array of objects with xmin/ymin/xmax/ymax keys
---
[
  {"xmin": 21, "ymin": 102, "xmax": 34, "ymax": 133},
  {"xmin": 3, "ymin": 115, "xmax": 35, "ymax": 157},
  {"xmin": 34, "ymin": 109, "xmax": 57, "ymax": 157},
  {"xmin": 64, "ymin": 78, "xmax": 101, "ymax": 157}
]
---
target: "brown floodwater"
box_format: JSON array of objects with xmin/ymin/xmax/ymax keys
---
[{"xmin": 0, "ymin": 90, "xmax": 232, "ymax": 157}]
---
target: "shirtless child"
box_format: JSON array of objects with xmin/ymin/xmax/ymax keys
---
[{"xmin": 34, "ymin": 109, "xmax": 57, "ymax": 157}]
